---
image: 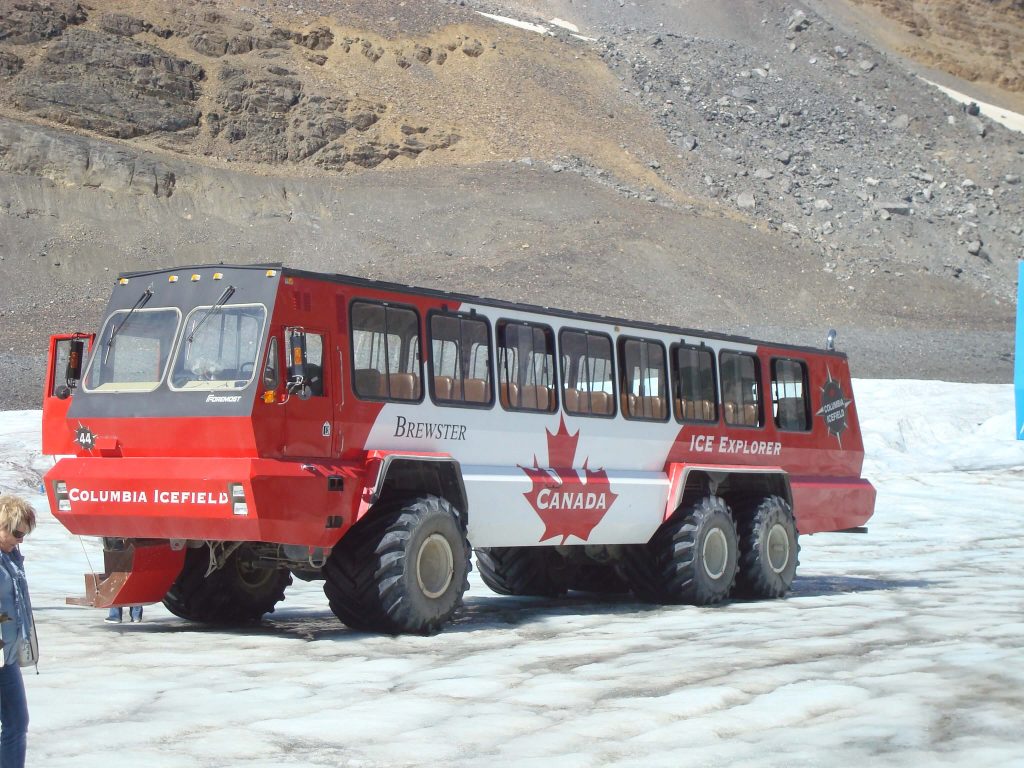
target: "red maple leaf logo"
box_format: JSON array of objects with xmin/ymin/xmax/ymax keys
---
[{"xmin": 520, "ymin": 418, "xmax": 619, "ymax": 544}]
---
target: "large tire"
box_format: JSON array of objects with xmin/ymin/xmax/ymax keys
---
[
  {"xmin": 323, "ymin": 496, "xmax": 470, "ymax": 635},
  {"xmin": 735, "ymin": 495, "xmax": 800, "ymax": 598},
  {"xmin": 475, "ymin": 546, "xmax": 569, "ymax": 597},
  {"xmin": 163, "ymin": 543, "xmax": 292, "ymax": 624},
  {"xmin": 618, "ymin": 495, "xmax": 739, "ymax": 605},
  {"xmin": 567, "ymin": 562, "xmax": 629, "ymax": 594}
]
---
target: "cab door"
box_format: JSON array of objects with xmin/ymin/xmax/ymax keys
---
[
  {"xmin": 42, "ymin": 333, "xmax": 94, "ymax": 455},
  {"xmin": 282, "ymin": 327, "xmax": 336, "ymax": 458}
]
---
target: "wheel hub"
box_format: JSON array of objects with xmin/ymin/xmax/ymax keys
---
[
  {"xmin": 416, "ymin": 533, "xmax": 455, "ymax": 599},
  {"xmin": 766, "ymin": 523, "xmax": 791, "ymax": 573},
  {"xmin": 235, "ymin": 550, "xmax": 275, "ymax": 590},
  {"xmin": 702, "ymin": 527, "xmax": 729, "ymax": 580}
]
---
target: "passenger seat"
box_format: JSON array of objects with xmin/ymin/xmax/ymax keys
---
[
  {"xmin": 388, "ymin": 372, "xmax": 420, "ymax": 400},
  {"xmin": 433, "ymin": 375, "xmax": 453, "ymax": 400},
  {"xmin": 462, "ymin": 378, "xmax": 489, "ymax": 403},
  {"xmin": 354, "ymin": 369, "xmax": 383, "ymax": 398}
]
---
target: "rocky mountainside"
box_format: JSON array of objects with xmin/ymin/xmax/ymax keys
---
[
  {"xmin": 833, "ymin": 0, "xmax": 1024, "ymax": 107},
  {"xmin": 0, "ymin": 0, "xmax": 1021, "ymax": 408}
]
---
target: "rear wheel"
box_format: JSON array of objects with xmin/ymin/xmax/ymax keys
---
[
  {"xmin": 163, "ymin": 543, "xmax": 292, "ymax": 624},
  {"xmin": 735, "ymin": 496, "xmax": 799, "ymax": 598},
  {"xmin": 619, "ymin": 495, "xmax": 739, "ymax": 605},
  {"xmin": 475, "ymin": 546, "xmax": 569, "ymax": 597},
  {"xmin": 323, "ymin": 496, "xmax": 470, "ymax": 634}
]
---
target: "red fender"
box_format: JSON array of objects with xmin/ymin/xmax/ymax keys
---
[{"xmin": 66, "ymin": 541, "xmax": 185, "ymax": 608}]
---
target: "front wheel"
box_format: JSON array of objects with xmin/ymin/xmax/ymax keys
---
[
  {"xmin": 324, "ymin": 496, "xmax": 470, "ymax": 634},
  {"xmin": 163, "ymin": 543, "xmax": 292, "ymax": 624}
]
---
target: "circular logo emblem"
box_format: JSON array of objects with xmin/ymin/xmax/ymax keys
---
[
  {"xmin": 74, "ymin": 425, "xmax": 96, "ymax": 450},
  {"xmin": 818, "ymin": 379, "xmax": 848, "ymax": 437}
]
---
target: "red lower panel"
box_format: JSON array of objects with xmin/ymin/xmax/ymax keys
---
[
  {"xmin": 790, "ymin": 476, "xmax": 876, "ymax": 534},
  {"xmin": 46, "ymin": 456, "xmax": 363, "ymax": 548}
]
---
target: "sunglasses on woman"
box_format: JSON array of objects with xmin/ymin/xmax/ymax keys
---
[{"xmin": 11, "ymin": 529, "xmax": 25, "ymax": 540}]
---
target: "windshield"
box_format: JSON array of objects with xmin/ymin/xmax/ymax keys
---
[
  {"xmin": 83, "ymin": 308, "xmax": 180, "ymax": 393},
  {"xmin": 169, "ymin": 304, "xmax": 267, "ymax": 390}
]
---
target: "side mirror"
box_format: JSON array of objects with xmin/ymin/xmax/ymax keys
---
[
  {"xmin": 286, "ymin": 327, "xmax": 309, "ymax": 398},
  {"xmin": 286, "ymin": 379, "xmax": 313, "ymax": 400},
  {"xmin": 51, "ymin": 336, "xmax": 89, "ymax": 400},
  {"xmin": 66, "ymin": 339, "xmax": 85, "ymax": 386},
  {"xmin": 288, "ymin": 330, "xmax": 306, "ymax": 377}
]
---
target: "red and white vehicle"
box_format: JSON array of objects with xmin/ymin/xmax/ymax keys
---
[{"xmin": 42, "ymin": 264, "xmax": 874, "ymax": 634}]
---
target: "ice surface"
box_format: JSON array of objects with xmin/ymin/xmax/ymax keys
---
[{"xmin": 1, "ymin": 379, "xmax": 1022, "ymax": 767}]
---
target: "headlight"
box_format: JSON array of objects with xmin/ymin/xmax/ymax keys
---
[
  {"xmin": 229, "ymin": 483, "xmax": 248, "ymax": 516},
  {"xmin": 55, "ymin": 481, "xmax": 71, "ymax": 512}
]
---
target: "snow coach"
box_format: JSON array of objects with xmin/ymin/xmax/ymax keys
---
[{"xmin": 42, "ymin": 264, "xmax": 875, "ymax": 634}]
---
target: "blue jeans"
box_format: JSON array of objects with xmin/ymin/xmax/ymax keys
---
[
  {"xmin": 0, "ymin": 663, "xmax": 28, "ymax": 768},
  {"xmin": 107, "ymin": 606, "xmax": 144, "ymax": 621}
]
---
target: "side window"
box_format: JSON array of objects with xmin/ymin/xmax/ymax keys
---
[
  {"xmin": 285, "ymin": 329, "xmax": 325, "ymax": 397},
  {"xmin": 350, "ymin": 301, "xmax": 422, "ymax": 401},
  {"xmin": 772, "ymin": 358, "xmax": 810, "ymax": 431},
  {"xmin": 262, "ymin": 336, "xmax": 279, "ymax": 391},
  {"xmin": 720, "ymin": 351, "xmax": 762, "ymax": 427},
  {"xmin": 559, "ymin": 329, "xmax": 615, "ymax": 417},
  {"xmin": 429, "ymin": 313, "xmax": 493, "ymax": 407},
  {"xmin": 496, "ymin": 320, "xmax": 557, "ymax": 412},
  {"xmin": 673, "ymin": 344, "xmax": 718, "ymax": 422},
  {"xmin": 50, "ymin": 336, "xmax": 88, "ymax": 397},
  {"xmin": 618, "ymin": 337, "xmax": 669, "ymax": 421}
]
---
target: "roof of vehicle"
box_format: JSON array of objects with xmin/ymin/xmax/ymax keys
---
[{"xmin": 118, "ymin": 262, "xmax": 848, "ymax": 360}]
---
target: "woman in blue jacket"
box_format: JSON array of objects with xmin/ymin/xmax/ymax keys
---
[{"xmin": 0, "ymin": 494, "xmax": 37, "ymax": 768}]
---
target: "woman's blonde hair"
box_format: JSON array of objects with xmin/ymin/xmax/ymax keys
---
[{"xmin": 0, "ymin": 495, "xmax": 37, "ymax": 536}]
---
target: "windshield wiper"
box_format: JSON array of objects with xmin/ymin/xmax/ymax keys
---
[
  {"xmin": 104, "ymin": 286, "xmax": 153, "ymax": 361},
  {"xmin": 187, "ymin": 285, "xmax": 236, "ymax": 343}
]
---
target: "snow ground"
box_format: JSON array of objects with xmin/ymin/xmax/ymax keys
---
[
  {"xmin": 1, "ymin": 379, "xmax": 1023, "ymax": 767},
  {"xmin": 923, "ymin": 79, "xmax": 1024, "ymax": 134},
  {"xmin": 476, "ymin": 12, "xmax": 597, "ymax": 41}
]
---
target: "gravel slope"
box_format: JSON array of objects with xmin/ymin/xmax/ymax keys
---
[{"xmin": 0, "ymin": 0, "xmax": 1020, "ymax": 408}]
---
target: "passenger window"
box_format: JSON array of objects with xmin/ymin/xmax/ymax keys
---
[
  {"xmin": 559, "ymin": 329, "xmax": 615, "ymax": 417},
  {"xmin": 350, "ymin": 302, "xmax": 422, "ymax": 401},
  {"xmin": 496, "ymin": 321, "xmax": 557, "ymax": 412},
  {"xmin": 673, "ymin": 344, "xmax": 717, "ymax": 422},
  {"xmin": 429, "ymin": 313, "xmax": 493, "ymax": 407},
  {"xmin": 720, "ymin": 351, "xmax": 762, "ymax": 427},
  {"xmin": 772, "ymin": 358, "xmax": 810, "ymax": 431},
  {"xmin": 618, "ymin": 338, "xmax": 669, "ymax": 421}
]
